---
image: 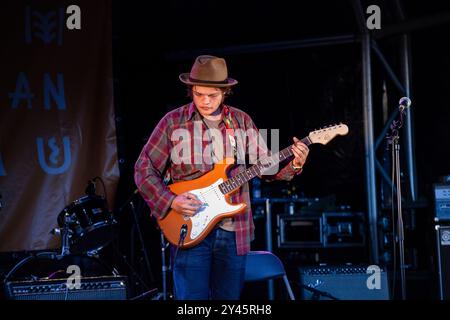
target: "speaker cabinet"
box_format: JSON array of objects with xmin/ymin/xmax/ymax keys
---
[
  {"xmin": 277, "ymin": 212, "xmax": 365, "ymax": 249},
  {"xmin": 436, "ymin": 225, "xmax": 450, "ymax": 299},
  {"xmin": 299, "ymin": 265, "xmax": 389, "ymax": 300}
]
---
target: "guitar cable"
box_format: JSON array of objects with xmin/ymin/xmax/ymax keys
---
[
  {"xmin": 179, "ymin": 224, "xmax": 188, "ymax": 246},
  {"xmin": 173, "ymin": 224, "xmax": 188, "ymax": 265}
]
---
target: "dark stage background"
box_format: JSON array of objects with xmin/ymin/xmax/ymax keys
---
[{"xmin": 1, "ymin": 0, "xmax": 450, "ymax": 300}]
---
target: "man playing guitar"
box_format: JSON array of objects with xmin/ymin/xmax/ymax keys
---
[{"xmin": 134, "ymin": 55, "xmax": 309, "ymax": 300}]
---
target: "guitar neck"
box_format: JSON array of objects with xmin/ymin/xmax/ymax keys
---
[{"xmin": 218, "ymin": 136, "xmax": 312, "ymax": 194}]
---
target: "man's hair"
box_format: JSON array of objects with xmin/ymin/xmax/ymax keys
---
[{"xmin": 186, "ymin": 85, "xmax": 233, "ymax": 98}]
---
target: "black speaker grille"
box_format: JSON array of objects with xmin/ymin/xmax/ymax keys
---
[
  {"xmin": 299, "ymin": 265, "xmax": 389, "ymax": 300},
  {"xmin": 5, "ymin": 276, "xmax": 128, "ymax": 300}
]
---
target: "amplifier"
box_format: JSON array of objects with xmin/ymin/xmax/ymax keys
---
[
  {"xmin": 299, "ymin": 265, "xmax": 389, "ymax": 300},
  {"xmin": 5, "ymin": 275, "xmax": 128, "ymax": 300},
  {"xmin": 277, "ymin": 215, "xmax": 323, "ymax": 248},
  {"xmin": 434, "ymin": 184, "xmax": 450, "ymax": 222},
  {"xmin": 277, "ymin": 212, "xmax": 365, "ymax": 249}
]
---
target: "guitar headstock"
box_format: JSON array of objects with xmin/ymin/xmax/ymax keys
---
[{"xmin": 308, "ymin": 123, "xmax": 349, "ymax": 145}]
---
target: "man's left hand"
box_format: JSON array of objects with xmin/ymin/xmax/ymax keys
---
[{"xmin": 291, "ymin": 137, "xmax": 309, "ymax": 168}]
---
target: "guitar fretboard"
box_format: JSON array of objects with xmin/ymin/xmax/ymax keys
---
[{"xmin": 218, "ymin": 136, "xmax": 311, "ymax": 194}]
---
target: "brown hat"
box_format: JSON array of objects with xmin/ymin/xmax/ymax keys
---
[{"xmin": 179, "ymin": 55, "xmax": 238, "ymax": 87}]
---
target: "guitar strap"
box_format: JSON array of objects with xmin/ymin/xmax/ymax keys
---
[
  {"xmin": 201, "ymin": 105, "xmax": 238, "ymax": 162},
  {"xmin": 222, "ymin": 105, "xmax": 237, "ymax": 159},
  {"xmin": 163, "ymin": 166, "xmax": 171, "ymax": 185}
]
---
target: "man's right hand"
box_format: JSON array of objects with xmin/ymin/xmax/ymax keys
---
[{"xmin": 170, "ymin": 192, "xmax": 203, "ymax": 216}]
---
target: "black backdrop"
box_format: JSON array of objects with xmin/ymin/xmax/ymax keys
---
[
  {"xmin": 1, "ymin": 0, "xmax": 449, "ymax": 300},
  {"xmin": 111, "ymin": 0, "xmax": 450, "ymax": 298}
]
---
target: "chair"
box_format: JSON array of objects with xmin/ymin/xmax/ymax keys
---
[{"xmin": 244, "ymin": 251, "xmax": 295, "ymax": 300}]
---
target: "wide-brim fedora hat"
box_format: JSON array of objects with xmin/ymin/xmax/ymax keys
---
[{"xmin": 179, "ymin": 55, "xmax": 238, "ymax": 87}]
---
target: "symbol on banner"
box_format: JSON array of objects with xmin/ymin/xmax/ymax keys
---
[
  {"xmin": 24, "ymin": 6, "xmax": 64, "ymax": 45},
  {"xmin": 0, "ymin": 153, "xmax": 6, "ymax": 176},
  {"xmin": 37, "ymin": 136, "xmax": 71, "ymax": 175}
]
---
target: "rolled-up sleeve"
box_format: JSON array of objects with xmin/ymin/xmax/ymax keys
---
[{"xmin": 134, "ymin": 116, "xmax": 176, "ymax": 219}]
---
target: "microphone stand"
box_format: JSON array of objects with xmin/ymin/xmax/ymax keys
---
[
  {"xmin": 129, "ymin": 287, "xmax": 158, "ymax": 300},
  {"xmin": 386, "ymin": 97, "xmax": 411, "ymax": 300},
  {"xmin": 160, "ymin": 231, "xmax": 170, "ymax": 300},
  {"xmin": 299, "ymin": 284, "xmax": 339, "ymax": 300},
  {"xmin": 141, "ymin": 231, "xmax": 170, "ymax": 301},
  {"xmin": 129, "ymin": 200, "xmax": 155, "ymax": 284}
]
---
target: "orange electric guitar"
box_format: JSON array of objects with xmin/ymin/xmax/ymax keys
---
[{"xmin": 158, "ymin": 124, "xmax": 349, "ymax": 248}]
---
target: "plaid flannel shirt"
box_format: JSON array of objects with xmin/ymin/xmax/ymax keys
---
[{"xmin": 134, "ymin": 103, "xmax": 301, "ymax": 255}]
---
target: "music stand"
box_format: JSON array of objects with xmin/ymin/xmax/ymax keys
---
[
  {"xmin": 114, "ymin": 190, "xmax": 161, "ymax": 299},
  {"xmin": 124, "ymin": 191, "xmax": 174, "ymax": 300}
]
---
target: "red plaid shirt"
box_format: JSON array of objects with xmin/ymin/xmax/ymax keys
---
[{"xmin": 134, "ymin": 103, "xmax": 300, "ymax": 255}]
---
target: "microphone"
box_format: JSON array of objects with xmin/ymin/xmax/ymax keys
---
[{"xmin": 399, "ymin": 97, "xmax": 411, "ymax": 112}]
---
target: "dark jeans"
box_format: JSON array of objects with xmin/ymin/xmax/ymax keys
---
[{"xmin": 172, "ymin": 228, "xmax": 247, "ymax": 300}]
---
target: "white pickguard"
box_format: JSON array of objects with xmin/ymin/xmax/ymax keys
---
[{"xmin": 186, "ymin": 178, "xmax": 245, "ymax": 240}]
